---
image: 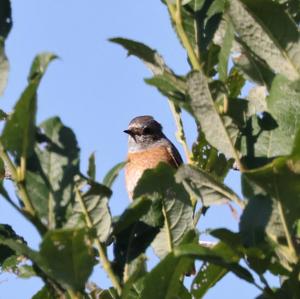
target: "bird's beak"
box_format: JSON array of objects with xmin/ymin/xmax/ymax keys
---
[
  {"xmin": 123, "ymin": 129, "xmax": 133, "ymax": 135},
  {"xmin": 124, "ymin": 129, "xmax": 137, "ymax": 142}
]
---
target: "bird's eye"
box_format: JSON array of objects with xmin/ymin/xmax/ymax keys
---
[{"xmin": 142, "ymin": 127, "xmax": 152, "ymax": 135}]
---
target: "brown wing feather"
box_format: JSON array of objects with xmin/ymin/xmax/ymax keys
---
[{"xmin": 166, "ymin": 141, "xmax": 183, "ymax": 168}]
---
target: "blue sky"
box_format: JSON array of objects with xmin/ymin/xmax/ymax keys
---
[{"xmin": 0, "ymin": 1, "xmax": 277, "ymax": 298}]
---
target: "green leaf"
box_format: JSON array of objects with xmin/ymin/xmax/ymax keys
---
[
  {"xmin": 134, "ymin": 163, "xmax": 194, "ymax": 258},
  {"xmin": 176, "ymin": 164, "xmax": 244, "ymax": 207},
  {"xmin": 242, "ymin": 157, "xmax": 300, "ymax": 244},
  {"xmin": 1, "ymin": 53, "xmax": 56, "ymax": 158},
  {"xmin": 0, "ymin": 0, "xmax": 12, "ymax": 40},
  {"xmin": 218, "ymin": 19, "xmax": 234, "ymax": 81},
  {"xmin": 0, "ymin": 224, "xmax": 26, "ymax": 265},
  {"xmin": 187, "ymin": 71, "xmax": 239, "ymax": 160},
  {"xmin": 87, "ymin": 152, "xmax": 96, "ymax": 180},
  {"xmin": 113, "ymin": 221, "xmax": 159, "ymax": 281},
  {"xmin": 228, "ymin": 0, "xmax": 300, "ymax": 80},
  {"xmin": 113, "ymin": 197, "xmax": 153, "ymax": 235},
  {"xmin": 192, "ymin": 263, "xmax": 227, "ymax": 298},
  {"xmin": 39, "ymin": 228, "xmax": 94, "ymax": 292},
  {"xmin": 66, "ymin": 181, "xmax": 112, "ymax": 243},
  {"xmin": 109, "ymin": 37, "xmax": 169, "ymax": 75},
  {"xmin": 174, "ymin": 242, "xmax": 254, "ymax": 283},
  {"xmin": 140, "ymin": 253, "xmax": 194, "ymax": 299},
  {"xmin": 26, "ymin": 117, "xmax": 80, "ymax": 228},
  {"xmin": 144, "ymin": 75, "xmax": 189, "ymax": 111},
  {"xmin": 242, "ymin": 75, "xmax": 300, "ymax": 162},
  {"xmin": 103, "ymin": 161, "xmax": 126, "ymax": 189},
  {"xmin": 233, "ymin": 51, "xmax": 275, "ymax": 88},
  {"xmin": 32, "ymin": 286, "xmax": 55, "ymax": 299}
]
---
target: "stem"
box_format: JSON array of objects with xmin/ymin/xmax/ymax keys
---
[
  {"xmin": 276, "ymin": 195, "xmax": 298, "ymax": 263},
  {"xmin": 75, "ymin": 187, "xmax": 122, "ymax": 295},
  {"xmin": 0, "ymin": 143, "xmax": 35, "ymax": 215},
  {"xmin": 167, "ymin": 1, "xmax": 201, "ymax": 71},
  {"xmin": 168, "ymin": 101, "xmax": 192, "ymax": 163},
  {"xmin": 68, "ymin": 289, "xmax": 81, "ymax": 299},
  {"xmin": 0, "ymin": 142, "xmax": 46, "ymax": 235}
]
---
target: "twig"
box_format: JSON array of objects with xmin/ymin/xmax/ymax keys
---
[
  {"xmin": 168, "ymin": 101, "xmax": 192, "ymax": 163},
  {"xmin": 75, "ymin": 186, "xmax": 122, "ymax": 295},
  {"xmin": 275, "ymin": 180, "xmax": 298, "ymax": 264},
  {"xmin": 167, "ymin": 0, "xmax": 201, "ymax": 71}
]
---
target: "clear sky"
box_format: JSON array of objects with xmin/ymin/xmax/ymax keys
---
[{"xmin": 0, "ymin": 1, "xmax": 277, "ymax": 298}]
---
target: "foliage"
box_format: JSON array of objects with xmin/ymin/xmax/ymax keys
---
[{"xmin": 0, "ymin": 0, "xmax": 299, "ymax": 298}]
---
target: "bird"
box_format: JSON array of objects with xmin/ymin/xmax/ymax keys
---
[{"xmin": 124, "ymin": 115, "xmax": 183, "ymax": 199}]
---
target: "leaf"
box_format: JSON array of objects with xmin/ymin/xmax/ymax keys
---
[
  {"xmin": 87, "ymin": 152, "xmax": 96, "ymax": 180},
  {"xmin": 0, "ymin": 39, "xmax": 9, "ymax": 96},
  {"xmin": 140, "ymin": 253, "xmax": 193, "ymax": 299},
  {"xmin": 26, "ymin": 117, "xmax": 80, "ymax": 228},
  {"xmin": 192, "ymin": 263, "xmax": 227, "ymax": 298},
  {"xmin": 0, "ymin": 0, "xmax": 12, "ymax": 40},
  {"xmin": 66, "ymin": 181, "xmax": 112, "ymax": 243},
  {"xmin": 246, "ymin": 86, "xmax": 267, "ymax": 117},
  {"xmin": 242, "ymin": 75, "xmax": 300, "ymax": 162},
  {"xmin": 32, "ymin": 286, "xmax": 55, "ymax": 299},
  {"xmin": 39, "ymin": 228, "xmax": 94, "ymax": 292},
  {"xmin": 103, "ymin": 161, "xmax": 126, "ymax": 189},
  {"xmin": 233, "ymin": 51, "xmax": 275, "ymax": 89},
  {"xmin": 1, "ymin": 53, "xmax": 57, "ymax": 158},
  {"xmin": 109, "ymin": 37, "xmax": 170, "ymax": 75},
  {"xmin": 113, "ymin": 221, "xmax": 159, "ymax": 281},
  {"xmin": 0, "ymin": 224, "xmax": 26, "ymax": 265},
  {"xmin": 113, "ymin": 197, "xmax": 153, "ymax": 235},
  {"xmin": 187, "ymin": 71, "xmax": 239, "ymax": 160},
  {"xmin": 242, "ymin": 157, "xmax": 300, "ymax": 245},
  {"xmin": 218, "ymin": 19, "xmax": 234, "ymax": 81},
  {"xmin": 134, "ymin": 163, "xmax": 194, "ymax": 258},
  {"xmin": 144, "ymin": 75, "xmax": 189, "ymax": 111},
  {"xmin": 174, "ymin": 242, "xmax": 255, "ymax": 283},
  {"xmin": 176, "ymin": 164, "xmax": 244, "ymax": 207},
  {"xmin": 228, "ymin": 0, "xmax": 300, "ymax": 80}
]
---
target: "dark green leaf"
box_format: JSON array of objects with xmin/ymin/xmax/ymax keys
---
[
  {"xmin": 175, "ymin": 242, "xmax": 254, "ymax": 283},
  {"xmin": 0, "ymin": 0, "xmax": 12, "ymax": 40},
  {"xmin": 87, "ymin": 152, "xmax": 96, "ymax": 180},
  {"xmin": 113, "ymin": 197, "xmax": 153, "ymax": 235},
  {"xmin": 134, "ymin": 163, "xmax": 194, "ymax": 258},
  {"xmin": 140, "ymin": 253, "xmax": 194, "ymax": 299},
  {"xmin": 0, "ymin": 224, "xmax": 26, "ymax": 265},
  {"xmin": 26, "ymin": 117, "xmax": 80, "ymax": 228},
  {"xmin": 39, "ymin": 228, "xmax": 94, "ymax": 292},
  {"xmin": 1, "ymin": 53, "xmax": 56, "ymax": 158},
  {"xmin": 103, "ymin": 161, "xmax": 126, "ymax": 189},
  {"xmin": 32, "ymin": 286, "xmax": 56, "ymax": 299}
]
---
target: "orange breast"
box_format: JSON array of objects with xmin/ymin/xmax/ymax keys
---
[{"xmin": 125, "ymin": 146, "xmax": 176, "ymax": 199}]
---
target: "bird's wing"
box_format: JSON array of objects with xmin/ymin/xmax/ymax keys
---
[{"xmin": 167, "ymin": 141, "xmax": 183, "ymax": 168}]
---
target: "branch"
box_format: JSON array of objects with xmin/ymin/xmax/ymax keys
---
[{"xmin": 167, "ymin": 0, "xmax": 201, "ymax": 71}]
